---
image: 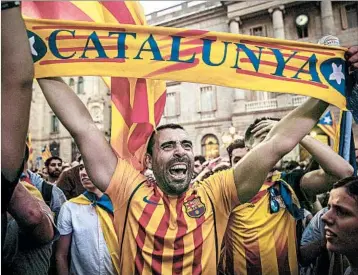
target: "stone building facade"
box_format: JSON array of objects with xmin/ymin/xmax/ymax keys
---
[{"xmin": 28, "ymin": 1, "xmax": 358, "ymax": 165}]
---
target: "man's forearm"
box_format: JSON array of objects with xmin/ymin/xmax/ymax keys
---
[
  {"xmin": 266, "ymin": 98, "xmax": 328, "ymax": 155},
  {"xmin": 8, "ymin": 184, "xmax": 54, "ymax": 244},
  {"xmin": 300, "ymin": 135, "xmax": 353, "ymax": 178},
  {"xmin": 37, "ymin": 78, "xmax": 95, "ymax": 139},
  {"xmin": 56, "ymin": 255, "xmax": 70, "ymax": 275}
]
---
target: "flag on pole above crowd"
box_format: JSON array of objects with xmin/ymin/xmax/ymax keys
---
[
  {"xmin": 22, "ymin": 1, "xmax": 167, "ymax": 171},
  {"xmin": 317, "ymin": 110, "xmax": 336, "ymax": 140},
  {"xmin": 41, "ymin": 145, "xmax": 52, "ymax": 162}
]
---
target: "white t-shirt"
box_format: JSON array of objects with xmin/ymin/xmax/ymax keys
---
[{"xmin": 57, "ymin": 201, "xmax": 115, "ymax": 275}]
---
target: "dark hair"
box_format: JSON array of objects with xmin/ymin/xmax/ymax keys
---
[
  {"xmin": 333, "ymin": 176, "xmax": 358, "ymax": 202},
  {"xmin": 24, "ymin": 144, "xmax": 30, "ymax": 162},
  {"xmin": 45, "ymin": 156, "xmax": 63, "ymax": 167},
  {"xmin": 194, "ymin": 155, "xmax": 206, "ymax": 164},
  {"xmin": 76, "ymin": 154, "xmax": 82, "ymax": 162},
  {"xmin": 56, "ymin": 165, "xmax": 85, "ymax": 200},
  {"xmin": 244, "ymin": 117, "xmax": 280, "ymax": 147},
  {"xmin": 284, "ymin": 160, "xmax": 300, "ymax": 172},
  {"xmin": 226, "ymin": 139, "xmax": 245, "ymax": 160},
  {"xmin": 146, "ymin": 124, "xmax": 185, "ymax": 156}
]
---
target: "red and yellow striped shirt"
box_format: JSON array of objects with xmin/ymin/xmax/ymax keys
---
[
  {"xmin": 106, "ymin": 158, "xmax": 239, "ymax": 274},
  {"xmin": 219, "ymin": 181, "xmax": 299, "ymax": 275}
]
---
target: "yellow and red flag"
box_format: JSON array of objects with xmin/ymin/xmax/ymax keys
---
[
  {"xmin": 41, "ymin": 144, "xmax": 52, "ymax": 162},
  {"xmin": 22, "ymin": 2, "xmax": 166, "ymax": 171}
]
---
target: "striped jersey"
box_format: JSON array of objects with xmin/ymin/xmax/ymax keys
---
[
  {"xmin": 106, "ymin": 158, "xmax": 239, "ymax": 275},
  {"xmin": 219, "ymin": 181, "xmax": 299, "ymax": 275}
]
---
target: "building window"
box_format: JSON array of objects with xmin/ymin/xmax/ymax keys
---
[
  {"xmin": 346, "ymin": 4, "xmax": 358, "ymax": 29},
  {"xmin": 50, "ymin": 141, "xmax": 60, "ymax": 157},
  {"xmin": 250, "ymin": 26, "xmax": 266, "ymax": 37},
  {"xmin": 69, "ymin": 78, "xmax": 75, "ymax": 90},
  {"xmin": 201, "ymin": 134, "xmax": 220, "ymax": 160},
  {"xmin": 164, "ymin": 91, "xmax": 180, "ymax": 117},
  {"xmin": 71, "ymin": 141, "xmax": 79, "ymax": 162},
  {"xmin": 200, "ymin": 86, "xmax": 216, "ymax": 113},
  {"xmin": 297, "ymin": 25, "xmax": 308, "ymax": 38},
  {"xmin": 51, "ymin": 114, "xmax": 59, "ymax": 133},
  {"xmin": 77, "ymin": 76, "xmax": 84, "ymax": 94}
]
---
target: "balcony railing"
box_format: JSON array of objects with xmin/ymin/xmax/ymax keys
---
[
  {"xmin": 245, "ymin": 99, "xmax": 278, "ymax": 112},
  {"xmin": 292, "ymin": 95, "xmax": 308, "ymax": 106}
]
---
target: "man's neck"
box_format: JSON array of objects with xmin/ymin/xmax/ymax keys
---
[
  {"xmin": 48, "ymin": 176, "xmax": 57, "ymax": 184},
  {"xmin": 88, "ymin": 189, "xmax": 103, "ymax": 199}
]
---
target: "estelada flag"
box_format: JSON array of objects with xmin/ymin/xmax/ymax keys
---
[
  {"xmin": 22, "ymin": 2, "xmax": 166, "ymax": 171},
  {"xmin": 317, "ymin": 110, "xmax": 336, "ymax": 140},
  {"xmin": 41, "ymin": 145, "xmax": 52, "ymax": 162}
]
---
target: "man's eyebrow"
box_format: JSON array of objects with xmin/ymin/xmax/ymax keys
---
[
  {"xmin": 160, "ymin": 141, "xmax": 176, "ymax": 147},
  {"xmin": 332, "ymin": 203, "xmax": 354, "ymax": 213},
  {"xmin": 182, "ymin": 140, "xmax": 193, "ymax": 145}
]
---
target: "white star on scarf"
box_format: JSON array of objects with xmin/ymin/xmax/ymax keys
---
[
  {"xmin": 323, "ymin": 116, "xmax": 332, "ymax": 124},
  {"xmin": 329, "ymin": 63, "xmax": 345, "ymax": 85},
  {"xmin": 29, "ymin": 36, "xmax": 38, "ymax": 56}
]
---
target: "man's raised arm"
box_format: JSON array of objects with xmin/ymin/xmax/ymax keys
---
[
  {"xmin": 37, "ymin": 78, "xmax": 117, "ymax": 191},
  {"xmin": 299, "ymin": 129, "xmax": 354, "ymax": 196},
  {"xmin": 234, "ymin": 98, "xmax": 328, "ymax": 204},
  {"xmin": 1, "ymin": 4, "xmax": 33, "ymax": 182}
]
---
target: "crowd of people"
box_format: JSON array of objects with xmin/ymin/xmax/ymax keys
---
[{"xmin": 2, "ymin": 3, "xmax": 358, "ymax": 275}]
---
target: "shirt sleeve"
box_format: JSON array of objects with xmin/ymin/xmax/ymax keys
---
[
  {"xmin": 105, "ymin": 158, "xmax": 146, "ymax": 210},
  {"xmin": 56, "ymin": 202, "xmax": 73, "ymax": 236},
  {"xmin": 50, "ymin": 187, "xmax": 67, "ymax": 223},
  {"xmin": 300, "ymin": 208, "xmax": 328, "ymax": 245},
  {"xmin": 201, "ymin": 169, "xmax": 240, "ymax": 217}
]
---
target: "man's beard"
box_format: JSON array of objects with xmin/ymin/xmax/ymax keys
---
[{"xmin": 49, "ymin": 170, "xmax": 61, "ymax": 178}]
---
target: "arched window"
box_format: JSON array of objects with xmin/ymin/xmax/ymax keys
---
[
  {"xmin": 77, "ymin": 76, "xmax": 84, "ymax": 94},
  {"xmin": 50, "ymin": 141, "xmax": 60, "ymax": 157},
  {"xmin": 201, "ymin": 134, "xmax": 219, "ymax": 160}
]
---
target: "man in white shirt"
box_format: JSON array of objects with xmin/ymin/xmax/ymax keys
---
[{"xmin": 56, "ymin": 161, "xmax": 115, "ymax": 275}]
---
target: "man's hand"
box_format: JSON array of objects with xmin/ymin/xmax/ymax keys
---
[
  {"xmin": 346, "ymin": 45, "xmax": 358, "ymax": 71},
  {"xmin": 251, "ymin": 119, "xmax": 279, "ymax": 137}
]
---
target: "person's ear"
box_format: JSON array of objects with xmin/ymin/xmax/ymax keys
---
[{"xmin": 145, "ymin": 153, "xmax": 152, "ymax": 169}]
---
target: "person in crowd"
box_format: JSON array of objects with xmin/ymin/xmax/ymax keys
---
[
  {"xmin": 227, "ymin": 138, "xmax": 248, "ymax": 167},
  {"xmin": 322, "ymin": 177, "xmax": 358, "ymax": 275},
  {"xmin": 45, "ymin": 156, "xmax": 63, "ymax": 184},
  {"xmin": 3, "ymin": 182, "xmax": 57, "ymax": 275},
  {"xmin": 246, "ymin": 118, "xmax": 354, "ymax": 213},
  {"xmin": 56, "ymin": 163, "xmax": 85, "ymax": 200},
  {"xmin": 38, "ymin": 63, "xmax": 337, "ymax": 273},
  {"xmin": 21, "ymin": 145, "xmax": 67, "ymax": 221},
  {"xmin": 56, "ymin": 162, "xmax": 117, "ymax": 275},
  {"xmin": 300, "ymin": 207, "xmax": 330, "ymax": 274},
  {"xmin": 219, "ymin": 117, "xmax": 353, "ymax": 275},
  {"xmin": 193, "ymin": 155, "xmax": 206, "ymax": 178},
  {"xmin": 1, "ymin": 1, "xmax": 55, "ymax": 258}
]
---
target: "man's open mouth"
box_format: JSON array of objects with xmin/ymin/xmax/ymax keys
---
[{"xmin": 169, "ymin": 164, "xmax": 188, "ymax": 178}]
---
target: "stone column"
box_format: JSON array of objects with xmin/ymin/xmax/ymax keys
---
[
  {"xmin": 229, "ymin": 18, "xmax": 240, "ymax": 34},
  {"xmin": 269, "ymin": 5, "xmax": 285, "ymax": 39},
  {"xmin": 228, "ymin": 18, "xmax": 246, "ymax": 112},
  {"xmin": 321, "ymin": 0, "xmax": 335, "ymax": 35}
]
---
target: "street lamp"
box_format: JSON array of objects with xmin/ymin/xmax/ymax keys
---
[{"xmin": 222, "ymin": 125, "xmax": 243, "ymax": 148}]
